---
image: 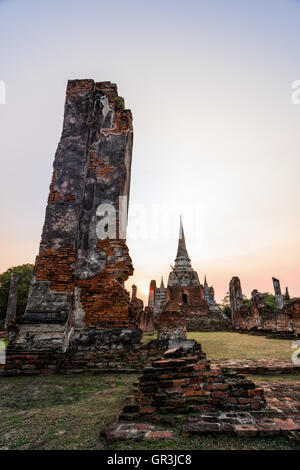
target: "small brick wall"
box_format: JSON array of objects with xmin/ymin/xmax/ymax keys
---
[
  {"xmin": 157, "ymin": 301, "xmax": 187, "ymax": 341},
  {"xmin": 0, "ymin": 339, "xmax": 168, "ymax": 377}
]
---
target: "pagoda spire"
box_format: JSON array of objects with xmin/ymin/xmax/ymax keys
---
[
  {"xmin": 174, "ymin": 216, "xmax": 191, "ymax": 268},
  {"xmin": 204, "ymin": 275, "xmax": 208, "ymax": 287},
  {"xmin": 160, "ymin": 276, "xmax": 165, "ymax": 289}
]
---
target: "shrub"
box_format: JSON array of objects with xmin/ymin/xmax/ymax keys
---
[{"xmin": 114, "ymin": 96, "xmax": 125, "ymax": 110}]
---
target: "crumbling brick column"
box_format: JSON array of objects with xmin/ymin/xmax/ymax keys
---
[
  {"xmin": 285, "ymin": 287, "xmax": 290, "ymax": 301},
  {"xmin": 140, "ymin": 307, "xmax": 155, "ymax": 332},
  {"xmin": 148, "ymin": 280, "xmax": 156, "ymax": 309},
  {"xmin": 229, "ymin": 277, "xmax": 249, "ymax": 328},
  {"xmin": 12, "ymin": 79, "xmax": 140, "ymax": 353},
  {"xmin": 131, "ymin": 285, "xmax": 144, "ymax": 313},
  {"xmin": 272, "ymin": 277, "xmax": 284, "ymax": 311},
  {"xmin": 5, "ymin": 274, "xmax": 19, "ymax": 328}
]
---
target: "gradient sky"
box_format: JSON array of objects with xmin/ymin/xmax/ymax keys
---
[{"xmin": 0, "ymin": 0, "xmax": 300, "ymax": 304}]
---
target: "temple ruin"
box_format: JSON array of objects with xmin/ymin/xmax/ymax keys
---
[
  {"xmin": 1, "ymin": 78, "xmax": 298, "ymax": 387},
  {"xmin": 1, "ymin": 78, "xmax": 300, "ymax": 443},
  {"xmin": 229, "ymin": 276, "xmax": 300, "ymax": 337},
  {"xmin": 148, "ymin": 217, "xmax": 230, "ymax": 331}
]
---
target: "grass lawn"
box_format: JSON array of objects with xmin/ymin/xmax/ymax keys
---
[
  {"xmin": 109, "ymin": 434, "xmax": 298, "ymax": 451},
  {"xmin": 0, "ymin": 373, "xmax": 299, "ymax": 450},
  {"xmin": 0, "ymin": 332, "xmax": 297, "ymax": 450},
  {"xmin": 0, "ymin": 373, "xmax": 138, "ymax": 450},
  {"xmin": 248, "ymin": 374, "xmax": 300, "ymax": 383},
  {"xmin": 142, "ymin": 331, "xmax": 293, "ymax": 360}
]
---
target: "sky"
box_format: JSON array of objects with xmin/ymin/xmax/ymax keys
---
[{"xmin": 0, "ymin": 0, "xmax": 300, "ymax": 304}]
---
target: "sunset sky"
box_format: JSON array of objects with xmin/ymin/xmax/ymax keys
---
[{"xmin": 0, "ymin": 0, "xmax": 300, "ymax": 304}]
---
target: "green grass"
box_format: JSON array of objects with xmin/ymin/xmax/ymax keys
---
[
  {"xmin": 0, "ymin": 372, "xmax": 299, "ymax": 450},
  {"xmin": 187, "ymin": 332, "xmax": 293, "ymax": 359},
  {"xmin": 141, "ymin": 331, "xmax": 157, "ymax": 344},
  {"xmin": 142, "ymin": 331, "xmax": 293, "ymax": 359},
  {"xmin": 109, "ymin": 434, "xmax": 298, "ymax": 451},
  {"xmin": 248, "ymin": 374, "xmax": 300, "ymax": 383},
  {"xmin": 0, "ymin": 373, "xmax": 138, "ymax": 450},
  {"xmin": 0, "ymin": 331, "xmax": 297, "ymax": 450}
]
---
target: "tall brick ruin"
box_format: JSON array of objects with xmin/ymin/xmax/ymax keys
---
[
  {"xmin": 11, "ymin": 79, "xmax": 140, "ymax": 353},
  {"xmin": 229, "ymin": 277, "xmax": 249, "ymax": 329}
]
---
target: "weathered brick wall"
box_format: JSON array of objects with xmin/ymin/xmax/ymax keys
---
[
  {"xmin": 157, "ymin": 301, "xmax": 187, "ymax": 341},
  {"xmin": 138, "ymin": 308, "xmax": 155, "ymax": 332},
  {"xmin": 0, "ymin": 339, "xmax": 168, "ymax": 376},
  {"xmin": 167, "ymin": 286, "xmax": 230, "ymax": 331},
  {"xmin": 167, "ymin": 285, "xmax": 205, "ymax": 305},
  {"xmin": 284, "ymin": 300, "xmax": 300, "ymax": 334},
  {"xmin": 186, "ymin": 313, "xmax": 231, "ymax": 331}
]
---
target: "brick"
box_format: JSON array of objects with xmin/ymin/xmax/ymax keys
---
[
  {"xmin": 273, "ymin": 418, "xmax": 300, "ymax": 433},
  {"xmin": 147, "ymin": 431, "xmax": 174, "ymax": 439},
  {"xmin": 235, "ymin": 425, "xmax": 258, "ymax": 437}
]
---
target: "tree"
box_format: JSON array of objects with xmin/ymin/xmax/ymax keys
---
[
  {"xmin": 0, "ymin": 264, "xmax": 34, "ymax": 326},
  {"xmin": 221, "ymin": 292, "xmax": 231, "ymax": 319},
  {"xmin": 242, "ymin": 294, "xmax": 251, "ymax": 313},
  {"xmin": 261, "ymin": 293, "xmax": 276, "ymax": 313}
]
